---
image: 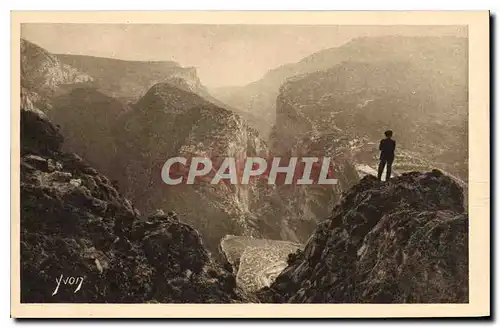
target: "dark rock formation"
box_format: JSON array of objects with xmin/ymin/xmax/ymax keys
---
[
  {"xmin": 258, "ymin": 170, "xmax": 468, "ymax": 303},
  {"xmin": 20, "ymin": 108, "xmax": 252, "ymax": 303},
  {"xmin": 49, "ymin": 87, "xmax": 129, "ymax": 178}
]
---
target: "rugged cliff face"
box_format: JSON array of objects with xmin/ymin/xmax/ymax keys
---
[
  {"xmin": 21, "ymin": 39, "xmax": 93, "ymax": 94},
  {"xmin": 20, "ymin": 39, "xmax": 93, "ymax": 112},
  {"xmin": 20, "ymin": 108, "xmax": 252, "ymax": 303},
  {"xmin": 112, "ymin": 82, "xmax": 329, "ymax": 253},
  {"xmin": 56, "ymin": 52, "xmax": 272, "ymax": 135},
  {"xmin": 271, "ymin": 59, "xmax": 468, "ymax": 181},
  {"xmin": 20, "ymin": 40, "xmax": 128, "ymax": 180},
  {"xmin": 110, "ymin": 81, "xmax": 361, "ymax": 253},
  {"xmin": 258, "ymin": 170, "xmax": 468, "ymax": 303},
  {"xmin": 57, "ymin": 54, "xmax": 203, "ymax": 103}
]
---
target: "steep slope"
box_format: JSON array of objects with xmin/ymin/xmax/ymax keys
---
[
  {"xmin": 20, "ymin": 107, "xmax": 252, "ymax": 303},
  {"xmin": 20, "ymin": 40, "xmax": 129, "ymax": 179},
  {"xmin": 57, "ymin": 53, "xmax": 271, "ymax": 136},
  {"xmin": 57, "ymin": 54, "xmax": 197, "ymax": 103},
  {"xmin": 20, "ymin": 39, "xmax": 93, "ymax": 112},
  {"xmin": 21, "ymin": 39, "xmax": 210, "ymax": 110},
  {"xmin": 258, "ymin": 170, "xmax": 468, "ymax": 303},
  {"xmin": 111, "ymin": 83, "xmax": 279, "ymax": 253},
  {"xmin": 269, "ymin": 132, "xmax": 360, "ymax": 240},
  {"xmin": 271, "ymin": 59, "xmax": 468, "ymax": 181},
  {"xmin": 49, "ymin": 87, "xmax": 130, "ymax": 178},
  {"xmin": 111, "ymin": 82, "xmax": 359, "ymax": 254}
]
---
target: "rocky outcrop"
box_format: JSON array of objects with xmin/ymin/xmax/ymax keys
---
[
  {"xmin": 111, "ymin": 82, "xmax": 277, "ymax": 253},
  {"xmin": 21, "ymin": 39, "xmax": 93, "ymax": 95},
  {"xmin": 258, "ymin": 170, "xmax": 468, "ymax": 303},
  {"xmin": 19, "ymin": 105, "xmax": 469, "ymax": 303},
  {"xmin": 20, "ymin": 39, "xmax": 93, "ymax": 112},
  {"xmin": 20, "ymin": 108, "xmax": 252, "ymax": 303}
]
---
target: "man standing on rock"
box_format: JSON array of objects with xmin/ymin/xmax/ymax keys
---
[{"xmin": 377, "ymin": 130, "xmax": 396, "ymax": 181}]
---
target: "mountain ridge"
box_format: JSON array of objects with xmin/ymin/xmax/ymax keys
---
[{"xmin": 211, "ymin": 35, "xmax": 467, "ymax": 125}]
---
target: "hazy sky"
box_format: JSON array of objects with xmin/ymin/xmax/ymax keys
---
[{"xmin": 21, "ymin": 24, "xmax": 466, "ymax": 88}]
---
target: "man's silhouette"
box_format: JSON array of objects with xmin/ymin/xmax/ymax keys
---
[{"xmin": 377, "ymin": 130, "xmax": 396, "ymax": 181}]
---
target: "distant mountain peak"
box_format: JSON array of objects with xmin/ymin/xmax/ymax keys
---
[
  {"xmin": 55, "ymin": 53, "xmax": 204, "ymax": 104},
  {"xmin": 21, "ymin": 38, "xmax": 93, "ymax": 95}
]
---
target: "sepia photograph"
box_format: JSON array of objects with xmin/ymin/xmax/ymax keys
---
[{"xmin": 10, "ymin": 11, "xmax": 490, "ymax": 318}]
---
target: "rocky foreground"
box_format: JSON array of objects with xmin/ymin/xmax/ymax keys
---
[
  {"xmin": 20, "ymin": 106, "xmax": 468, "ymax": 304},
  {"xmin": 258, "ymin": 171, "xmax": 468, "ymax": 303},
  {"xmin": 20, "ymin": 108, "xmax": 253, "ymax": 303}
]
